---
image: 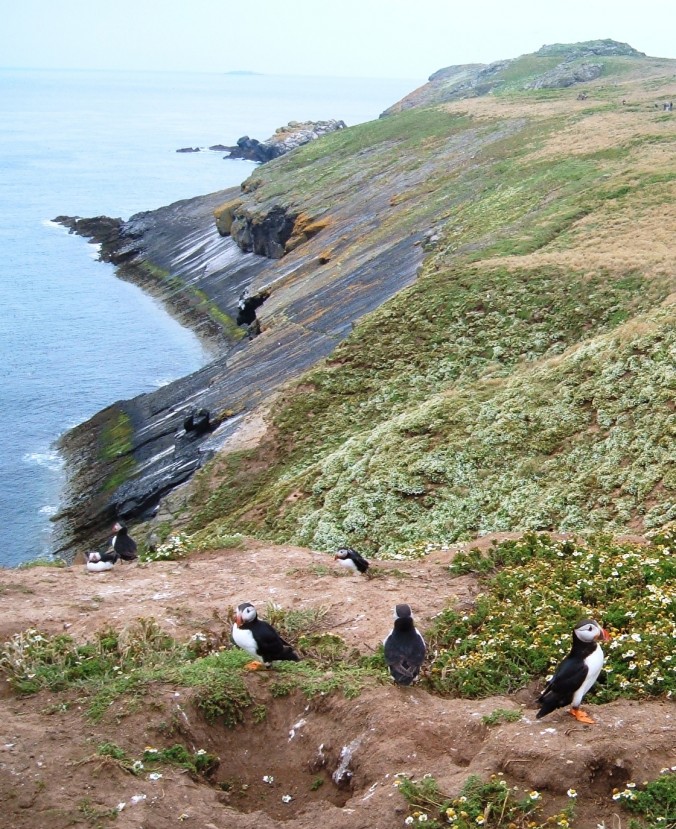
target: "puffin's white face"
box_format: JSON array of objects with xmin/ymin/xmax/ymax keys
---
[
  {"xmin": 574, "ymin": 619, "xmax": 609, "ymax": 643},
  {"xmin": 236, "ymin": 603, "xmax": 257, "ymax": 625}
]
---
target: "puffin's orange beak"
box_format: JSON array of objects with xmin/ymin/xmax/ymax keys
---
[
  {"xmin": 599, "ymin": 628, "xmax": 611, "ymax": 642},
  {"xmin": 235, "ymin": 612, "xmax": 242, "ymax": 626}
]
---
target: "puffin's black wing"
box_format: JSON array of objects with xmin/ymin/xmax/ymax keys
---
[
  {"xmin": 342, "ymin": 547, "xmax": 369, "ymax": 573},
  {"xmin": 350, "ymin": 550, "xmax": 370, "ymax": 573},
  {"xmin": 536, "ymin": 654, "xmax": 588, "ymax": 718},
  {"xmin": 253, "ymin": 620, "xmax": 299, "ymax": 663},
  {"xmin": 384, "ymin": 630, "xmax": 426, "ymax": 685},
  {"xmin": 113, "ymin": 532, "xmax": 137, "ymax": 560},
  {"xmin": 100, "ymin": 549, "xmax": 119, "ymax": 564}
]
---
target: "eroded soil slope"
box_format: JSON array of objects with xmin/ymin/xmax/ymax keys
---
[{"xmin": 1, "ymin": 540, "xmax": 673, "ymax": 829}]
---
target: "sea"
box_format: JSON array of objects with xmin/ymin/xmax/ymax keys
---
[{"xmin": 0, "ymin": 68, "xmax": 422, "ymax": 568}]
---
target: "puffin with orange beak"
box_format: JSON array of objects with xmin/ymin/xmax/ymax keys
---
[
  {"xmin": 232, "ymin": 602, "xmax": 300, "ymax": 670},
  {"xmin": 536, "ymin": 618, "xmax": 611, "ymax": 724}
]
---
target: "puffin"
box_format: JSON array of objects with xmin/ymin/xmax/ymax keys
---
[
  {"xmin": 536, "ymin": 617, "xmax": 610, "ymax": 724},
  {"xmin": 334, "ymin": 547, "xmax": 370, "ymax": 574},
  {"xmin": 85, "ymin": 549, "xmax": 118, "ymax": 573},
  {"xmin": 383, "ymin": 603, "xmax": 427, "ymax": 685},
  {"xmin": 232, "ymin": 602, "xmax": 300, "ymax": 670},
  {"xmin": 111, "ymin": 521, "xmax": 138, "ymax": 561}
]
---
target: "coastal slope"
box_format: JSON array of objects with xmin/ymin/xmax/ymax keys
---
[{"xmin": 54, "ymin": 40, "xmax": 675, "ymax": 561}]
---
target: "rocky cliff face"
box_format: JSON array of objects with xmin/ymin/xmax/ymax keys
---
[{"xmin": 52, "ymin": 148, "xmax": 433, "ymax": 555}]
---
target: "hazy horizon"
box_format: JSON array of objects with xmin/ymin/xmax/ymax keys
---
[{"xmin": 2, "ymin": 0, "xmax": 675, "ymax": 82}]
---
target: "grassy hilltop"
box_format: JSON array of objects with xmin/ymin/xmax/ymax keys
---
[{"xmin": 180, "ymin": 41, "xmax": 675, "ymax": 556}]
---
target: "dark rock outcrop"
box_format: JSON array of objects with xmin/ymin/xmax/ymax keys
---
[
  {"xmin": 53, "ymin": 215, "xmax": 124, "ymax": 256},
  {"xmin": 223, "ymin": 119, "xmax": 347, "ymax": 163},
  {"xmin": 229, "ymin": 204, "xmax": 297, "ymax": 258},
  {"xmin": 214, "ymin": 199, "xmax": 323, "ymax": 260},
  {"xmin": 183, "ymin": 408, "xmax": 212, "ymax": 435},
  {"xmin": 524, "ymin": 62, "xmax": 603, "ymax": 90}
]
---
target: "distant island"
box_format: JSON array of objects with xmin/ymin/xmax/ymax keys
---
[{"xmin": 223, "ymin": 70, "xmax": 262, "ymax": 75}]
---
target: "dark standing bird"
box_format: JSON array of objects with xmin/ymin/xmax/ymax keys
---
[
  {"xmin": 537, "ymin": 618, "xmax": 610, "ymax": 724},
  {"xmin": 383, "ymin": 604, "xmax": 427, "ymax": 685},
  {"xmin": 232, "ymin": 602, "xmax": 300, "ymax": 670},
  {"xmin": 111, "ymin": 521, "xmax": 138, "ymax": 561},
  {"xmin": 334, "ymin": 547, "xmax": 370, "ymax": 574}
]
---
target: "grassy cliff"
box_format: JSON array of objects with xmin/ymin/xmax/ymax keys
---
[{"xmin": 174, "ymin": 44, "xmax": 675, "ymax": 557}]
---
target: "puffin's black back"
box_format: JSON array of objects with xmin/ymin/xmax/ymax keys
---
[
  {"xmin": 536, "ymin": 629, "xmax": 597, "ymax": 718},
  {"xmin": 113, "ymin": 525, "xmax": 138, "ymax": 560},
  {"xmin": 242, "ymin": 616, "xmax": 299, "ymax": 664},
  {"xmin": 384, "ymin": 606, "xmax": 426, "ymax": 685}
]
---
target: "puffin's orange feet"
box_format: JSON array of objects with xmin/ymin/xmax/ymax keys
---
[
  {"xmin": 244, "ymin": 661, "xmax": 265, "ymax": 671},
  {"xmin": 570, "ymin": 707, "xmax": 595, "ymax": 724}
]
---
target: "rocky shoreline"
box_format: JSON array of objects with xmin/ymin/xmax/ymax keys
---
[{"xmin": 52, "ymin": 175, "xmax": 426, "ymax": 559}]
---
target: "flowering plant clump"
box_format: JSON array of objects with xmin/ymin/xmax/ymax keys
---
[
  {"xmin": 141, "ymin": 744, "xmax": 218, "ymax": 777},
  {"xmin": 140, "ymin": 533, "xmax": 192, "ymax": 563},
  {"xmin": 612, "ymin": 769, "xmax": 676, "ymax": 825},
  {"xmin": 0, "ymin": 627, "xmax": 119, "ymax": 695},
  {"xmin": 397, "ymin": 773, "xmax": 575, "ymax": 828},
  {"xmin": 426, "ymin": 529, "xmax": 676, "ymax": 700}
]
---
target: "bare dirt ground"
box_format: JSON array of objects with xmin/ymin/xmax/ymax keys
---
[{"xmin": 1, "ymin": 537, "xmax": 674, "ymax": 829}]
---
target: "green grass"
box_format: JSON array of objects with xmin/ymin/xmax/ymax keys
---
[
  {"xmin": 0, "ymin": 608, "xmax": 384, "ymax": 726},
  {"xmin": 398, "ymin": 766, "xmax": 676, "ymax": 827},
  {"xmin": 481, "ymin": 708, "xmax": 523, "ymax": 727},
  {"xmin": 99, "ymin": 410, "xmax": 133, "ymax": 462},
  {"xmin": 16, "ymin": 557, "xmax": 66, "ymax": 569},
  {"xmin": 93, "ymin": 740, "xmax": 218, "ymax": 779},
  {"xmin": 614, "ymin": 770, "xmax": 676, "ymax": 827},
  {"xmin": 98, "ymin": 408, "xmax": 137, "ymax": 492},
  {"xmin": 185, "ymin": 301, "xmax": 674, "ymax": 555},
  {"xmin": 141, "ymin": 744, "xmax": 219, "ymax": 776}
]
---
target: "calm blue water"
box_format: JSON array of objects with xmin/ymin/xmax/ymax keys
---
[{"xmin": 0, "ymin": 68, "xmax": 421, "ymax": 567}]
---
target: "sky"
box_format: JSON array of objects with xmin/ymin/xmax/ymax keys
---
[{"xmin": 1, "ymin": 0, "xmax": 674, "ymax": 80}]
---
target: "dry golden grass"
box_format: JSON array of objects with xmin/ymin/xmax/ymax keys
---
[
  {"xmin": 477, "ymin": 175, "xmax": 676, "ymax": 282},
  {"xmin": 531, "ymin": 109, "xmax": 675, "ymax": 158},
  {"xmin": 442, "ymin": 94, "xmax": 600, "ymax": 122},
  {"xmin": 449, "ymin": 65, "xmax": 676, "ymax": 284}
]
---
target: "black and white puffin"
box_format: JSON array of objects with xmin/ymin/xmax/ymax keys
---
[
  {"xmin": 334, "ymin": 547, "xmax": 370, "ymax": 574},
  {"xmin": 383, "ymin": 603, "xmax": 427, "ymax": 685},
  {"xmin": 85, "ymin": 549, "xmax": 118, "ymax": 573},
  {"xmin": 111, "ymin": 521, "xmax": 138, "ymax": 562},
  {"xmin": 536, "ymin": 617, "xmax": 610, "ymax": 724},
  {"xmin": 232, "ymin": 602, "xmax": 300, "ymax": 670}
]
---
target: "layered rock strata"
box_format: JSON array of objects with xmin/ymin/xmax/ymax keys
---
[{"xmin": 53, "ymin": 185, "xmax": 425, "ymax": 558}]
